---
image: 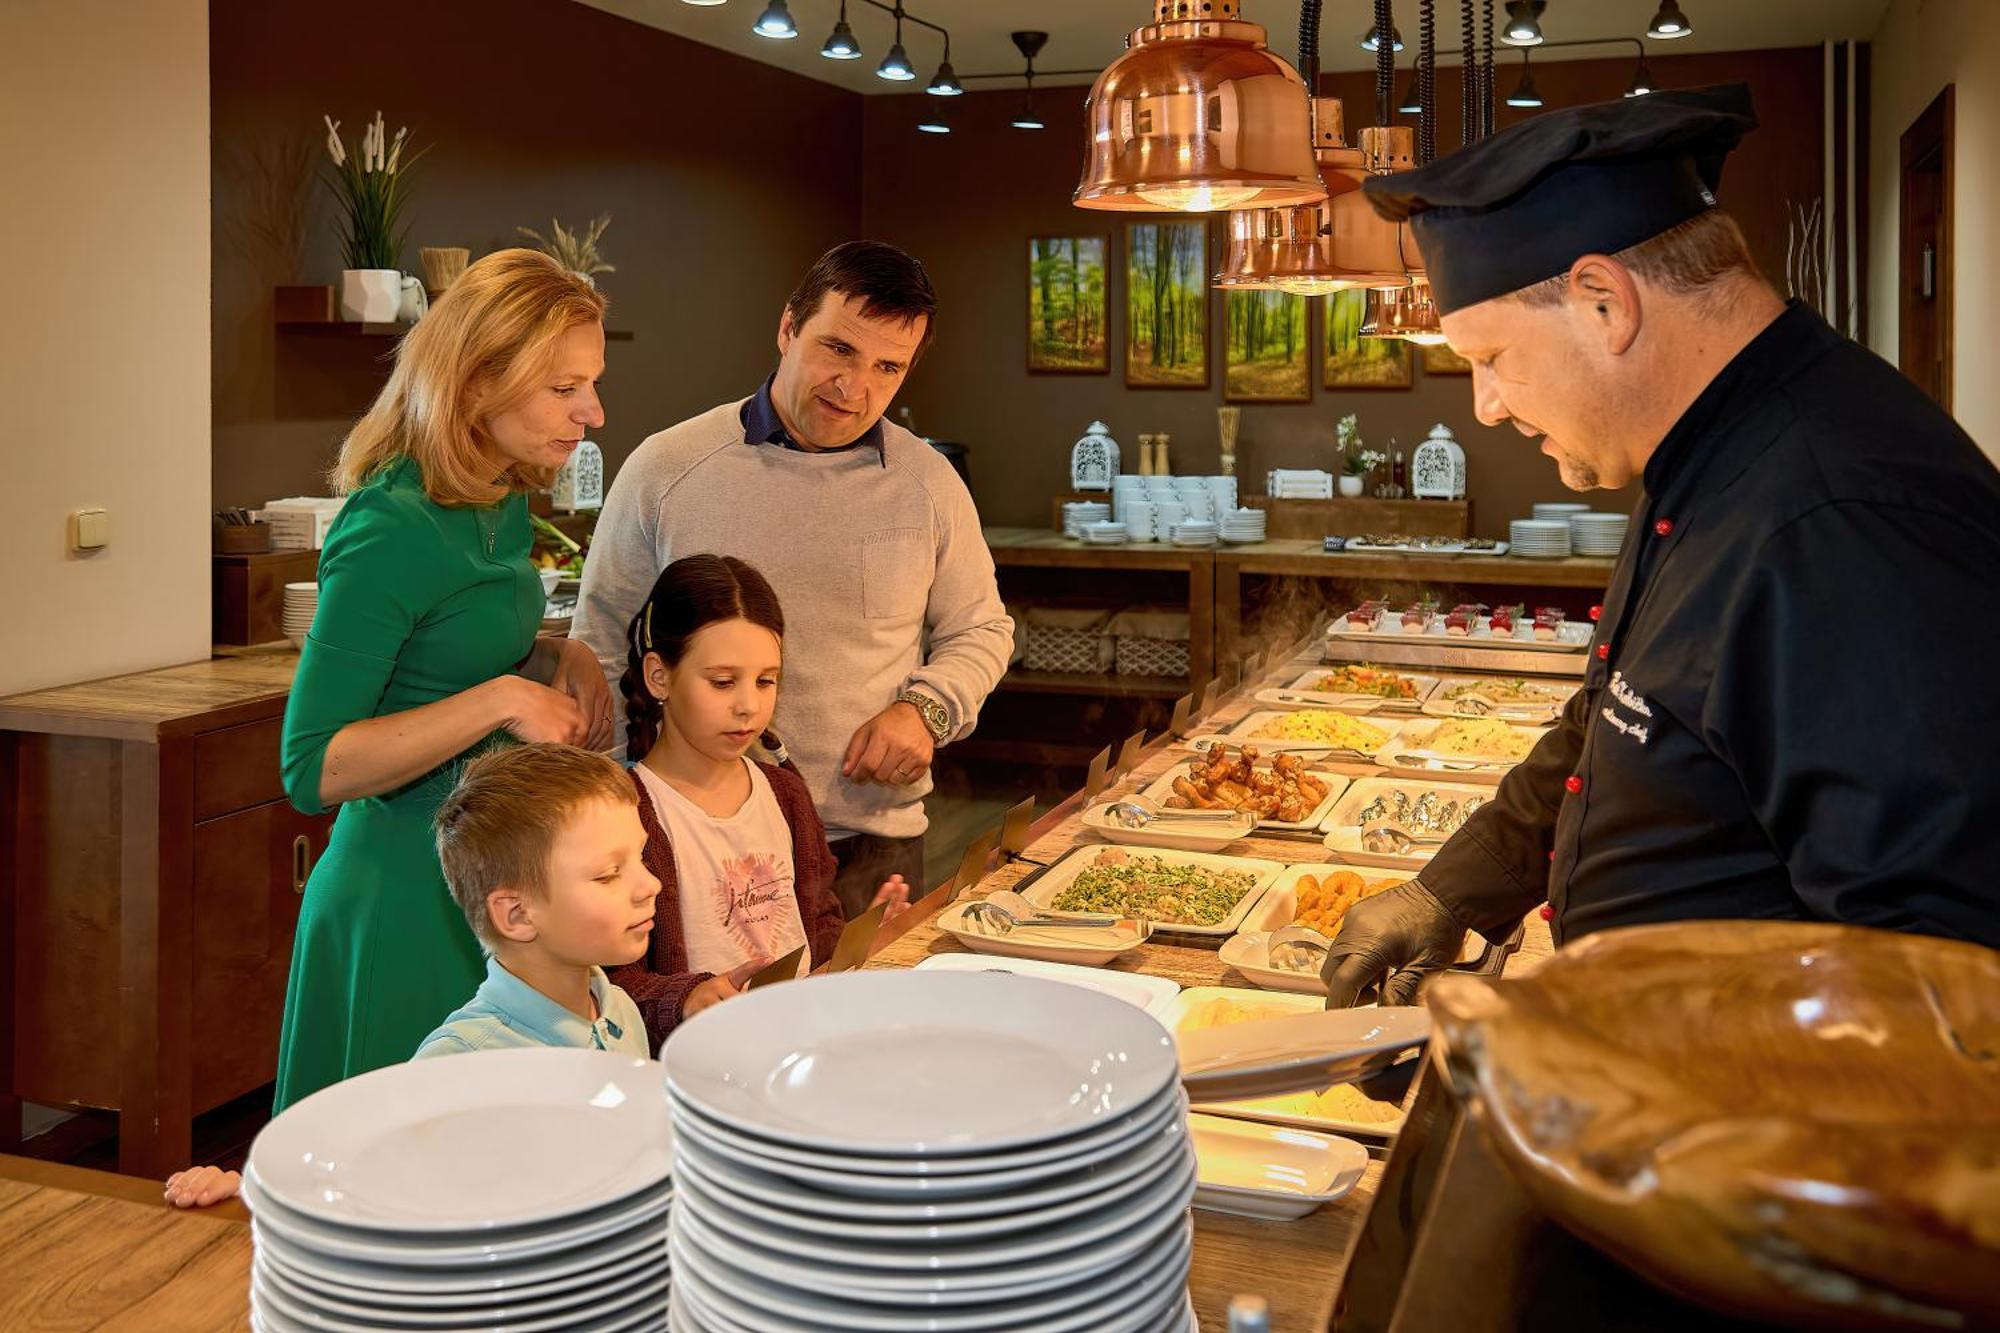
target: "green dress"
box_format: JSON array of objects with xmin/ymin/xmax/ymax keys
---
[{"xmin": 274, "ymin": 456, "xmax": 543, "ymax": 1111}]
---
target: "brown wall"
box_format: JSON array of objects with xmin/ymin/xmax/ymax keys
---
[
  {"xmin": 861, "ymin": 46, "xmax": 1826, "ymax": 536},
  {"xmin": 210, "ymin": 0, "xmax": 863, "ymax": 508}
]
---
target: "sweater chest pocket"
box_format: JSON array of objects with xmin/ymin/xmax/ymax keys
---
[{"xmin": 861, "ymin": 528, "xmax": 929, "ymax": 621}]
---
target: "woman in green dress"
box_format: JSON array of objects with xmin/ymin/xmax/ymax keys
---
[{"xmin": 275, "ymin": 249, "xmax": 616, "ymax": 1110}]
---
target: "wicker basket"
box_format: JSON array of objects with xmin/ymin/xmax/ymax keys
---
[
  {"xmin": 1022, "ymin": 608, "xmax": 1114, "ymax": 674},
  {"xmin": 1107, "ymin": 608, "xmax": 1192, "ymax": 679}
]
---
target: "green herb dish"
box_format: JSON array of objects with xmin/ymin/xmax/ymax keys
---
[{"xmin": 1052, "ymin": 855, "xmax": 1258, "ymax": 927}]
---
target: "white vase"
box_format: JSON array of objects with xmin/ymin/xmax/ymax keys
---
[
  {"xmin": 340, "ymin": 269, "xmax": 404, "ymax": 323},
  {"xmin": 1339, "ymin": 474, "xmax": 1366, "ymax": 498}
]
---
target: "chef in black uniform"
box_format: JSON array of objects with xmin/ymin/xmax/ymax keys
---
[{"xmin": 1323, "ymin": 84, "xmax": 2000, "ymax": 1007}]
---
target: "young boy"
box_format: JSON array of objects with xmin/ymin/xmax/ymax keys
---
[{"xmin": 166, "ymin": 744, "xmax": 667, "ymax": 1208}]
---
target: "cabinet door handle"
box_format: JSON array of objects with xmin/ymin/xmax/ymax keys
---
[{"xmin": 292, "ymin": 834, "xmax": 312, "ymax": 894}]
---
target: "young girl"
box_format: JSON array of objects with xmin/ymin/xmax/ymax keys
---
[{"xmin": 611, "ymin": 554, "xmax": 909, "ymax": 1049}]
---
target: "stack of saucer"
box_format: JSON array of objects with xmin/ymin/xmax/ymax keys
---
[
  {"xmin": 1508, "ymin": 519, "xmax": 1573, "ymax": 558},
  {"xmin": 1062, "ymin": 502, "xmax": 1110, "ymax": 539},
  {"xmin": 1170, "ymin": 519, "xmax": 1219, "ymax": 548},
  {"xmin": 1567, "ymin": 511, "xmax": 1630, "ymax": 556},
  {"xmin": 1219, "ymin": 508, "xmax": 1267, "ymax": 544},
  {"xmin": 243, "ymin": 1049, "xmax": 674, "ymax": 1333},
  {"xmin": 1083, "ymin": 520, "xmax": 1130, "ymax": 546},
  {"xmin": 1123, "ymin": 500, "xmax": 1159, "ymax": 541},
  {"xmin": 663, "ymin": 971, "xmax": 1198, "ymax": 1333},
  {"xmin": 1531, "ymin": 502, "xmax": 1591, "ymax": 521},
  {"xmin": 282, "ymin": 582, "xmax": 318, "ymax": 650}
]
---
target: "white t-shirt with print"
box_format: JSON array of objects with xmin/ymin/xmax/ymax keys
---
[{"xmin": 636, "ymin": 759, "xmax": 809, "ymax": 977}]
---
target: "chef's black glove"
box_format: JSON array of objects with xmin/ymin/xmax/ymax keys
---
[{"xmin": 1321, "ymin": 879, "xmax": 1468, "ymax": 1009}]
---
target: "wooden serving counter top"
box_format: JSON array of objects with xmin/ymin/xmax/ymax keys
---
[{"xmin": 0, "ymin": 643, "xmax": 301, "ymax": 741}]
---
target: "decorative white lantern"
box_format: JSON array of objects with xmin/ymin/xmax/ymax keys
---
[
  {"xmin": 551, "ymin": 439, "xmax": 604, "ymax": 513},
  {"xmin": 1412, "ymin": 422, "xmax": 1466, "ymax": 500},
  {"xmin": 1069, "ymin": 420, "xmax": 1120, "ymax": 492}
]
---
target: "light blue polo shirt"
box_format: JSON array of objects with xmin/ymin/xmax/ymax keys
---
[{"xmin": 413, "ymin": 957, "xmax": 651, "ymax": 1060}]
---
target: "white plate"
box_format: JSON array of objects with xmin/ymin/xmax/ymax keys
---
[
  {"xmin": 1320, "ymin": 777, "xmax": 1495, "ymax": 868},
  {"xmin": 1219, "ymin": 928, "xmax": 1483, "ymax": 995},
  {"xmin": 1013, "ymin": 844, "xmax": 1284, "ymax": 938},
  {"xmin": 668, "ymin": 1096, "xmax": 1185, "ymax": 1201},
  {"xmin": 248, "ymin": 1049, "xmax": 672, "ymax": 1233},
  {"xmin": 1078, "ymin": 800, "xmax": 1256, "ymax": 854},
  {"xmin": 672, "ymin": 1111, "xmax": 1188, "ymax": 1223},
  {"xmin": 1374, "ymin": 718, "xmax": 1551, "ymax": 772},
  {"xmin": 911, "ymin": 952, "xmax": 1180, "ymax": 1014},
  {"xmin": 674, "ymin": 1149, "xmax": 1196, "ymax": 1278},
  {"xmin": 1167, "ymin": 988, "xmax": 1414, "ymax": 1137},
  {"xmin": 1135, "ymin": 762, "xmax": 1349, "ymax": 833},
  {"xmin": 1189, "ymin": 1113, "xmax": 1369, "ymax": 1221},
  {"xmin": 1169, "ymin": 994, "xmax": 1428, "ymax": 1103},
  {"xmin": 245, "ymin": 1173, "xmax": 672, "ymax": 1267},
  {"xmin": 253, "ymin": 1247, "xmax": 665, "ymax": 1327},
  {"xmin": 1419, "ymin": 675, "xmax": 1579, "ymax": 721},
  {"xmin": 1203, "ymin": 710, "xmax": 1406, "ymax": 758},
  {"xmin": 671, "ymin": 1121, "xmax": 1182, "ymax": 1244},
  {"xmin": 670, "ymin": 1215, "xmax": 1191, "ymax": 1333},
  {"xmin": 663, "ymin": 971, "xmax": 1179, "ymax": 1158},
  {"xmin": 252, "ymin": 1266, "xmax": 672, "ymax": 1333},
  {"xmin": 934, "ymin": 896, "xmax": 1158, "ymax": 965},
  {"xmin": 1256, "ymin": 665, "xmax": 1440, "ymax": 714}
]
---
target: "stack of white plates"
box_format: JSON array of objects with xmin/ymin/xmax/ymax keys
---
[
  {"xmin": 1062, "ymin": 502, "xmax": 1110, "ymax": 539},
  {"xmin": 243, "ymin": 1049, "xmax": 674, "ymax": 1333},
  {"xmin": 1083, "ymin": 520, "xmax": 1130, "ymax": 545},
  {"xmin": 1268, "ymin": 468, "xmax": 1335, "ymax": 499},
  {"xmin": 1567, "ymin": 511, "xmax": 1630, "ymax": 556},
  {"xmin": 1171, "ymin": 520, "xmax": 1219, "ymax": 547},
  {"xmin": 1531, "ymin": 502, "xmax": 1591, "ymax": 521},
  {"xmin": 663, "ymin": 972, "xmax": 1198, "ymax": 1333},
  {"xmin": 1508, "ymin": 518, "xmax": 1574, "ymax": 558},
  {"xmin": 1219, "ymin": 508, "xmax": 1267, "ymax": 544},
  {"xmin": 282, "ymin": 581, "xmax": 318, "ymax": 650}
]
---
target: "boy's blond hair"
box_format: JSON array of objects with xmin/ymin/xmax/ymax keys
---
[{"xmin": 433, "ymin": 744, "xmax": 636, "ymax": 948}]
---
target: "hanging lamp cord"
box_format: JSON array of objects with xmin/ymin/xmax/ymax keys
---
[
  {"xmin": 1459, "ymin": 0, "xmax": 1476, "ymax": 146},
  {"xmin": 1298, "ymin": 0, "xmax": 1322, "ymax": 99},
  {"xmin": 1374, "ymin": 0, "xmax": 1393, "ymax": 126},
  {"xmin": 1418, "ymin": 0, "xmax": 1436, "ymax": 164},
  {"xmin": 1481, "ymin": 0, "xmax": 1496, "ymax": 137}
]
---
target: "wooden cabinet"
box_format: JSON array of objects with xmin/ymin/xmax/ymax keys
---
[{"xmin": 1, "ymin": 647, "xmax": 323, "ymax": 1177}]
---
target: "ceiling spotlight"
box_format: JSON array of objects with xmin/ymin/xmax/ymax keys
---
[
  {"xmin": 1012, "ymin": 98, "xmax": 1046, "ymax": 131},
  {"xmin": 820, "ymin": 4, "xmax": 860, "ymax": 60},
  {"xmin": 1625, "ymin": 58, "xmax": 1656, "ymax": 97},
  {"xmin": 752, "ymin": 0, "xmax": 797, "ymax": 39},
  {"xmin": 1506, "ymin": 51, "xmax": 1543, "ymax": 107},
  {"xmin": 918, "ymin": 108, "xmax": 951, "ymax": 134},
  {"xmin": 877, "ymin": 40, "xmax": 917, "ymax": 81},
  {"xmin": 679, "ymin": 0, "xmax": 726, "ymax": 6},
  {"xmin": 1647, "ymin": 1, "xmax": 1693, "ymax": 39},
  {"xmin": 1398, "ymin": 74, "xmax": 1422, "ymax": 115},
  {"xmin": 1359, "ymin": 23, "xmax": 1404, "ymax": 53},
  {"xmin": 1502, "ymin": 1, "xmax": 1545, "ymax": 47},
  {"xmin": 928, "ymin": 59, "xmax": 963, "ymax": 96}
]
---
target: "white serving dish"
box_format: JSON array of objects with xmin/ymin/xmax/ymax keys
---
[
  {"xmin": 1373, "ymin": 718, "xmax": 1552, "ymax": 773},
  {"xmin": 663, "ymin": 971, "xmax": 1180, "ymax": 1156},
  {"xmin": 1171, "ymin": 993, "xmax": 1429, "ymax": 1103},
  {"xmin": 1164, "ymin": 987, "xmax": 1415, "ymax": 1138},
  {"xmin": 1220, "ymin": 863, "xmax": 1484, "ymax": 994},
  {"xmin": 1014, "ymin": 844, "xmax": 1285, "ymax": 938},
  {"xmin": 1420, "ymin": 674, "xmax": 1579, "ymax": 721},
  {"xmin": 1319, "ymin": 777, "xmax": 1495, "ymax": 868},
  {"xmin": 1192, "ymin": 709, "xmax": 1407, "ymax": 758},
  {"xmin": 1135, "ymin": 761, "xmax": 1350, "ymax": 833},
  {"xmin": 1079, "ymin": 799, "xmax": 1256, "ymax": 852},
  {"xmin": 1328, "ymin": 610, "xmax": 1591, "ymax": 653},
  {"xmin": 1188, "ymin": 1113, "xmax": 1369, "ymax": 1221},
  {"xmin": 933, "ymin": 896, "xmax": 1155, "ymax": 966},
  {"xmin": 1257, "ymin": 665, "xmax": 1442, "ymax": 714},
  {"xmin": 912, "ymin": 951, "xmax": 1179, "ymax": 1014}
]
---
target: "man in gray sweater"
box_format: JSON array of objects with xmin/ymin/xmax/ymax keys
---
[{"xmin": 573, "ymin": 241, "xmax": 1013, "ymax": 916}]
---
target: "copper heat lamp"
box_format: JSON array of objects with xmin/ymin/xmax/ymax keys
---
[{"xmin": 1074, "ymin": 0, "xmax": 1325, "ymax": 213}]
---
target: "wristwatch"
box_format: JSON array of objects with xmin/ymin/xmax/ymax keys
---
[{"xmin": 896, "ymin": 689, "xmax": 952, "ymax": 743}]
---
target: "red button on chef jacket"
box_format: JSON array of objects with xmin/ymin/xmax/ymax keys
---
[
  {"xmin": 1596, "ymin": 643, "xmax": 1610, "ymax": 660},
  {"xmin": 1654, "ymin": 517, "xmax": 1675, "ymax": 537},
  {"xmin": 1565, "ymin": 775, "xmax": 1583, "ymax": 794}
]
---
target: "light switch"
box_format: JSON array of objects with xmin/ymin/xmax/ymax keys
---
[{"xmin": 71, "ymin": 507, "xmax": 109, "ymax": 551}]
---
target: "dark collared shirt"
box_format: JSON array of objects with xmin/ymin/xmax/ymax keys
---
[
  {"xmin": 739, "ymin": 375, "xmax": 886, "ymax": 466},
  {"xmin": 1422, "ymin": 302, "xmax": 2000, "ymax": 950}
]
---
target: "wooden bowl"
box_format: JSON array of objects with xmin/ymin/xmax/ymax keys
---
[{"xmin": 1425, "ymin": 922, "xmax": 2000, "ymax": 1330}]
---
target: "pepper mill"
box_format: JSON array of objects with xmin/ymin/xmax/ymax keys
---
[
  {"xmin": 1136, "ymin": 433, "xmax": 1156, "ymax": 475},
  {"xmin": 1156, "ymin": 432, "xmax": 1173, "ymax": 476}
]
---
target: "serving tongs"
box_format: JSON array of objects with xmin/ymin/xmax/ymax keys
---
[
  {"xmin": 1448, "ymin": 691, "xmax": 1560, "ymax": 722},
  {"xmin": 960, "ymin": 889, "xmax": 1146, "ymax": 937},
  {"xmin": 1175, "ymin": 1005, "xmax": 1431, "ymax": 1102}
]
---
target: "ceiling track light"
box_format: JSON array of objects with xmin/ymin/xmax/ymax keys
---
[
  {"xmin": 821, "ymin": 0, "xmax": 860, "ymax": 59},
  {"xmin": 1647, "ymin": 1, "xmax": 1693, "ymax": 40},
  {"xmin": 1398, "ymin": 74, "xmax": 1423, "ymax": 116},
  {"xmin": 752, "ymin": 0, "xmax": 797, "ymax": 40},
  {"xmin": 918, "ymin": 106, "xmax": 951, "ymax": 133},
  {"xmin": 1360, "ymin": 22, "xmax": 1404, "ymax": 52},
  {"xmin": 1505, "ymin": 49, "xmax": 1542, "ymax": 107},
  {"xmin": 1625, "ymin": 54, "xmax": 1656, "ymax": 97},
  {"xmin": 1502, "ymin": 0, "xmax": 1545, "ymax": 47},
  {"xmin": 928, "ymin": 37, "xmax": 962, "ymax": 95}
]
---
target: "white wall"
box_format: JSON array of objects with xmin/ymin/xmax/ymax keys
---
[
  {"xmin": 1868, "ymin": 0, "xmax": 2000, "ymax": 460},
  {"xmin": 0, "ymin": 0, "xmax": 212, "ymax": 695}
]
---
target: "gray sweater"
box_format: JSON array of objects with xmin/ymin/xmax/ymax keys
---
[{"xmin": 572, "ymin": 401, "xmax": 1013, "ymax": 839}]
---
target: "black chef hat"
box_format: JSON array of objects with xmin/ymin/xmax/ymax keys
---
[{"xmin": 1362, "ymin": 84, "xmax": 1758, "ymax": 314}]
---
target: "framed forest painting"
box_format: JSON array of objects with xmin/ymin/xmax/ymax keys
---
[
  {"xmin": 1027, "ymin": 235, "xmax": 1109, "ymax": 373},
  {"xmin": 1124, "ymin": 220, "xmax": 1209, "ymax": 388},
  {"xmin": 1421, "ymin": 341, "xmax": 1473, "ymax": 374},
  {"xmin": 1224, "ymin": 289, "xmax": 1310, "ymax": 402},
  {"xmin": 1322, "ymin": 289, "xmax": 1413, "ymax": 389}
]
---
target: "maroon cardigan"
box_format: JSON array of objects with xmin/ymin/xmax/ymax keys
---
[{"xmin": 612, "ymin": 761, "xmax": 845, "ymax": 1053}]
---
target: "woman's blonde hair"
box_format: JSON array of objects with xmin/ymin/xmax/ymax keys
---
[{"xmin": 332, "ymin": 248, "xmax": 608, "ymax": 506}]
